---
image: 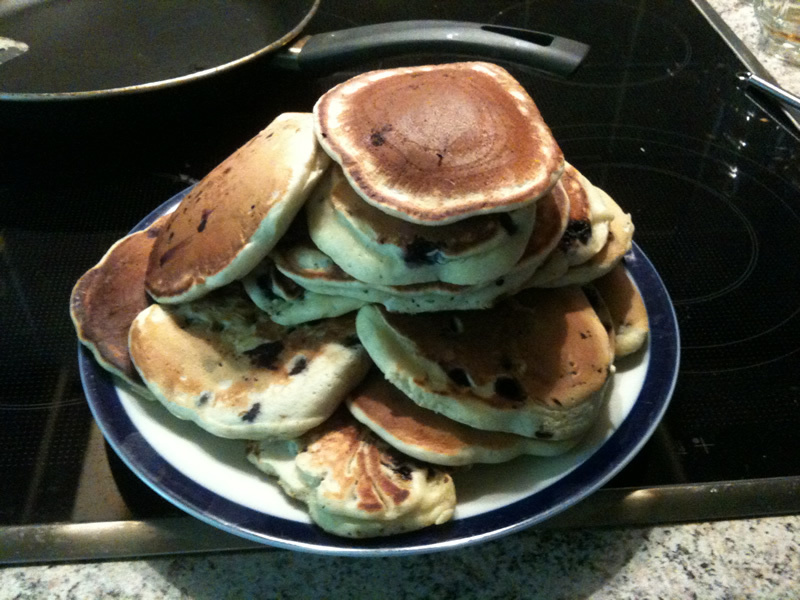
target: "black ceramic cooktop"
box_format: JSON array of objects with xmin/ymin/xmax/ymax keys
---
[{"xmin": 1, "ymin": 0, "xmax": 798, "ymax": 555}]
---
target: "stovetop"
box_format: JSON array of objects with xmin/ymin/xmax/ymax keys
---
[{"xmin": 2, "ymin": 0, "xmax": 799, "ymax": 563}]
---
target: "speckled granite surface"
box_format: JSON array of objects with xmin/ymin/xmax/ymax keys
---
[
  {"xmin": 706, "ymin": 0, "xmax": 800, "ymax": 96},
  {"xmin": 705, "ymin": 0, "xmax": 800, "ymax": 96},
  {"xmin": 1, "ymin": 516, "xmax": 798, "ymax": 599},
  {"xmin": 2, "ymin": 2, "xmax": 799, "ymax": 598}
]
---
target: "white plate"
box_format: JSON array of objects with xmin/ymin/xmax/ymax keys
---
[{"xmin": 79, "ymin": 189, "xmax": 680, "ymax": 556}]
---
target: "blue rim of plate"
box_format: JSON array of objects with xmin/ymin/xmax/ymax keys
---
[{"xmin": 79, "ymin": 188, "xmax": 680, "ymax": 556}]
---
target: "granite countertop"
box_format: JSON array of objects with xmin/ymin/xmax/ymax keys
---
[
  {"xmin": 707, "ymin": 0, "xmax": 800, "ymax": 96},
  {"xmin": 0, "ymin": 516, "xmax": 797, "ymax": 599},
  {"xmin": 2, "ymin": 1, "xmax": 799, "ymax": 598}
]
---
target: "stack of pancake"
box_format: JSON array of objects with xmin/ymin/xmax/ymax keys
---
[{"xmin": 70, "ymin": 62, "xmax": 649, "ymax": 539}]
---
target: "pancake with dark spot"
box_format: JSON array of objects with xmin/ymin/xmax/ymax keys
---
[
  {"xmin": 355, "ymin": 286, "xmax": 614, "ymax": 440},
  {"xmin": 525, "ymin": 164, "xmax": 615, "ymax": 285},
  {"xmin": 246, "ymin": 407, "xmax": 456, "ymax": 538},
  {"xmin": 591, "ymin": 263, "xmax": 649, "ymax": 357},
  {"xmin": 582, "ymin": 283, "xmax": 618, "ymax": 358},
  {"xmin": 314, "ymin": 62, "xmax": 564, "ymax": 224},
  {"xmin": 243, "ymin": 257, "xmax": 367, "ymax": 326},
  {"xmin": 532, "ymin": 191, "xmax": 634, "ymax": 288},
  {"xmin": 347, "ymin": 371, "xmax": 580, "ymax": 466},
  {"xmin": 270, "ymin": 181, "xmax": 569, "ymax": 314},
  {"xmin": 305, "ymin": 166, "xmax": 537, "ymax": 286},
  {"xmin": 145, "ymin": 113, "xmax": 330, "ymax": 303},
  {"xmin": 128, "ymin": 289, "xmax": 370, "ymax": 440},
  {"xmin": 70, "ymin": 214, "xmax": 169, "ymax": 394}
]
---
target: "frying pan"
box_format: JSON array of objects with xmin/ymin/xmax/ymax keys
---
[{"xmin": 0, "ymin": 0, "xmax": 589, "ymax": 100}]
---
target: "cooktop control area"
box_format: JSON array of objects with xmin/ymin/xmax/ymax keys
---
[{"xmin": 1, "ymin": 0, "xmax": 798, "ymax": 553}]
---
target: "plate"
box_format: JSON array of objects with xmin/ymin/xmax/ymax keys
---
[{"xmin": 79, "ymin": 189, "xmax": 680, "ymax": 556}]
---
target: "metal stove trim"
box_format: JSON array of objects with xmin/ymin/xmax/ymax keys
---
[
  {"xmin": 3, "ymin": 477, "xmax": 799, "ymax": 564},
  {"xmin": 692, "ymin": 0, "xmax": 800, "ymax": 128}
]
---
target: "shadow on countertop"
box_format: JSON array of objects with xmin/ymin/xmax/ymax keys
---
[{"xmin": 143, "ymin": 526, "xmax": 654, "ymax": 600}]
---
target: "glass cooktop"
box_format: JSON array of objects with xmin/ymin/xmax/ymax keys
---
[{"xmin": 1, "ymin": 0, "xmax": 798, "ymax": 562}]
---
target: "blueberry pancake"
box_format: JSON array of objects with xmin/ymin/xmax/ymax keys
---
[
  {"xmin": 532, "ymin": 191, "xmax": 634, "ymax": 288},
  {"xmin": 525, "ymin": 164, "xmax": 616, "ymax": 286},
  {"xmin": 355, "ymin": 286, "xmax": 614, "ymax": 440},
  {"xmin": 347, "ymin": 371, "xmax": 580, "ymax": 467},
  {"xmin": 557, "ymin": 164, "xmax": 615, "ymax": 266},
  {"xmin": 272, "ymin": 222, "xmax": 515, "ymax": 313},
  {"xmin": 314, "ymin": 62, "xmax": 563, "ymax": 225},
  {"xmin": 590, "ymin": 263, "xmax": 649, "ymax": 357},
  {"xmin": 246, "ymin": 407, "xmax": 456, "ymax": 538},
  {"xmin": 70, "ymin": 214, "xmax": 170, "ymax": 396},
  {"xmin": 305, "ymin": 166, "xmax": 537, "ymax": 286},
  {"xmin": 272, "ymin": 181, "xmax": 569, "ymax": 314},
  {"xmin": 243, "ymin": 258, "xmax": 367, "ymax": 326},
  {"xmin": 145, "ymin": 113, "xmax": 330, "ymax": 304},
  {"xmin": 128, "ymin": 288, "xmax": 370, "ymax": 440}
]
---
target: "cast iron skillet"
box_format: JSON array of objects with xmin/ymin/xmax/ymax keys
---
[{"xmin": 0, "ymin": 0, "xmax": 589, "ymax": 99}]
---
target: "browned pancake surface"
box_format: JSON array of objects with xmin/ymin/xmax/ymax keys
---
[
  {"xmin": 379, "ymin": 286, "xmax": 612, "ymax": 413},
  {"xmin": 586, "ymin": 202, "xmax": 633, "ymax": 269},
  {"xmin": 129, "ymin": 290, "xmax": 360, "ymax": 415},
  {"xmin": 592, "ymin": 263, "xmax": 649, "ymax": 356},
  {"xmin": 146, "ymin": 115, "xmax": 317, "ymax": 300},
  {"xmin": 519, "ymin": 180, "xmax": 570, "ymax": 263},
  {"xmin": 70, "ymin": 215, "xmax": 168, "ymax": 382},
  {"xmin": 315, "ymin": 62, "xmax": 563, "ymax": 223},
  {"xmin": 327, "ymin": 165, "xmax": 530, "ymax": 255},
  {"xmin": 297, "ymin": 408, "xmax": 419, "ymax": 514},
  {"xmin": 274, "ymin": 222, "xmax": 353, "ymax": 284},
  {"xmin": 349, "ymin": 371, "xmax": 521, "ymax": 456},
  {"xmin": 558, "ymin": 164, "xmax": 592, "ymax": 252}
]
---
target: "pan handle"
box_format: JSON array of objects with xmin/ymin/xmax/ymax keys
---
[{"xmin": 274, "ymin": 21, "xmax": 589, "ymax": 77}]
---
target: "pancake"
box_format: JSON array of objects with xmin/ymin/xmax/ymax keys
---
[
  {"xmin": 128, "ymin": 288, "xmax": 370, "ymax": 440},
  {"xmin": 314, "ymin": 62, "xmax": 564, "ymax": 224},
  {"xmin": 582, "ymin": 283, "xmax": 618, "ymax": 359},
  {"xmin": 243, "ymin": 258, "xmax": 367, "ymax": 326},
  {"xmin": 305, "ymin": 166, "xmax": 537, "ymax": 286},
  {"xmin": 524, "ymin": 165, "xmax": 616, "ymax": 285},
  {"xmin": 494, "ymin": 176, "xmax": 572, "ymax": 284},
  {"xmin": 273, "ymin": 222, "xmax": 508, "ymax": 312},
  {"xmin": 246, "ymin": 408, "xmax": 456, "ymax": 538},
  {"xmin": 531, "ymin": 192, "xmax": 634, "ymax": 288},
  {"xmin": 145, "ymin": 113, "xmax": 330, "ymax": 304},
  {"xmin": 558, "ymin": 164, "xmax": 615, "ymax": 266},
  {"xmin": 347, "ymin": 371, "xmax": 580, "ymax": 466},
  {"xmin": 69, "ymin": 214, "xmax": 170, "ymax": 395},
  {"xmin": 273, "ymin": 181, "xmax": 569, "ymax": 314},
  {"xmin": 591, "ymin": 263, "xmax": 649, "ymax": 357},
  {"xmin": 355, "ymin": 287, "xmax": 614, "ymax": 440}
]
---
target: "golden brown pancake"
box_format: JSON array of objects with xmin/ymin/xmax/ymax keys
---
[
  {"xmin": 591, "ymin": 263, "xmax": 649, "ymax": 357},
  {"xmin": 243, "ymin": 257, "xmax": 367, "ymax": 325},
  {"xmin": 582, "ymin": 283, "xmax": 618, "ymax": 359},
  {"xmin": 145, "ymin": 113, "xmax": 330, "ymax": 303},
  {"xmin": 525, "ymin": 165, "xmax": 616, "ymax": 285},
  {"xmin": 532, "ymin": 192, "xmax": 634, "ymax": 288},
  {"xmin": 70, "ymin": 214, "xmax": 169, "ymax": 392},
  {"xmin": 128, "ymin": 288, "xmax": 370, "ymax": 440},
  {"xmin": 268, "ymin": 181, "xmax": 569, "ymax": 314},
  {"xmin": 305, "ymin": 166, "xmax": 537, "ymax": 286},
  {"xmin": 560, "ymin": 164, "xmax": 596, "ymax": 257},
  {"xmin": 347, "ymin": 371, "xmax": 580, "ymax": 466},
  {"xmin": 509, "ymin": 177, "xmax": 571, "ymax": 276},
  {"xmin": 314, "ymin": 62, "xmax": 564, "ymax": 224},
  {"xmin": 246, "ymin": 407, "xmax": 456, "ymax": 538},
  {"xmin": 328, "ymin": 167, "xmax": 534, "ymax": 257},
  {"xmin": 355, "ymin": 286, "xmax": 614, "ymax": 440}
]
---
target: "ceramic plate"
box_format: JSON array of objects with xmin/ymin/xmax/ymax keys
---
[{"xmin": 79, "ymin": 189, "xmax": 680, "ymax": 556}]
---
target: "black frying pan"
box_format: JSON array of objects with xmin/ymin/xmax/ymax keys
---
[{"xmin": 0, "ymin": 0, "xmax": 589, "ymax": 100}]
